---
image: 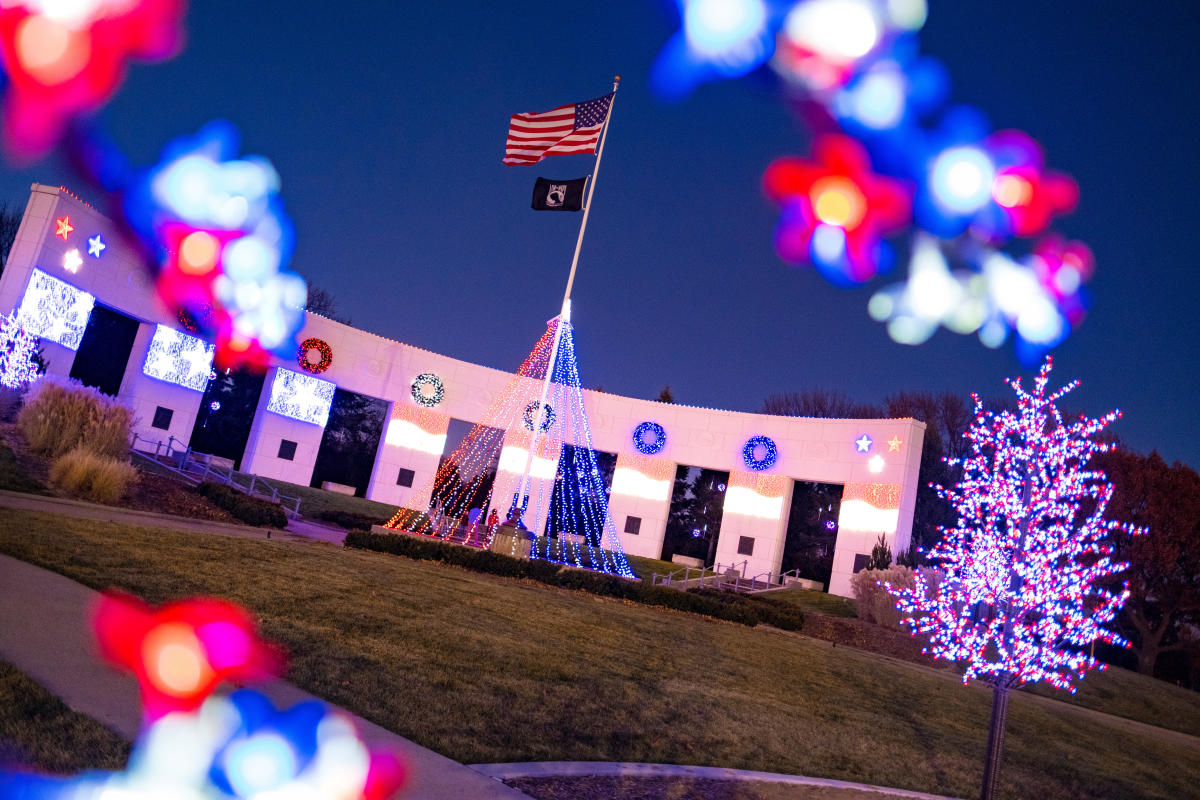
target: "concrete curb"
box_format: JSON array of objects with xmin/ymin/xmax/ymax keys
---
[{"xmin": 469, "ymin": 762, "xmax": 963, "ymax": 799}]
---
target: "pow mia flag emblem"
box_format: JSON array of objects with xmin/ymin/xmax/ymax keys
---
[{"xmin": 531, "ymin": 176, "xmax": 587, "ymax": 212}]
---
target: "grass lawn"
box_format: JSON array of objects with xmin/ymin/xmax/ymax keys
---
[
  {"xmin": 252, "ymin": 476, "xmax": 398, "ymax": 521},
  {"xmin": 763, "ymin": 587, "xmax": 859, "ymax": 618},
  {"xmin": 0, "ymin": 509, "xmax": 1197, "ymax": 800},
  {"xmin": 0, "ymin": 659, "xmax": 129, "ymax": 774},
  {"xmin": 0, "ymin": 436, "xmax": 47, "ymax": 495},
  {"xmin": 624, "ymin": 554, "xmax": 682, "ymax": 580}
]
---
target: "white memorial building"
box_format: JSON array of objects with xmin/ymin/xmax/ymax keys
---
[{"xmin": 0, "ymin": 184, "xmax": 926, "ymax": 597}]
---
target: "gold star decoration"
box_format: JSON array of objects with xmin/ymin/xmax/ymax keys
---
[{"xmin": 888, "ymin": 435, "xmax": 902, "ymax": 452}]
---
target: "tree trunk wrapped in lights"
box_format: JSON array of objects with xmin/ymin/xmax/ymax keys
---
[{"xmin": 885, "ymin": 357, "xmax": 1142, "ymax": 800}]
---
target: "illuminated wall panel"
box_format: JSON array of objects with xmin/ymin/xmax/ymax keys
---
[
  {"xmin": 15, "ymin": 268, "xmax": 95, "ymax": 350},
  {"xmin": 266, "ymin": 368, "xmax": 335, "ymax": 426},
  {"xmin": 142, "ymin": 324, "xmax": 215, "ymax": 391}
]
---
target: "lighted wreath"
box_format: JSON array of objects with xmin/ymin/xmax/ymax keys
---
[
  {"xmin": 742, "ymin": 435, "xmax": 778, "ymax": 472},
  {"xmin": 297, "ymin": 337, "xmax": 333, "ymax": 374},
  {"xmin": 411, "ymin": 373, "xmax": 444, "ymax": 407},
  {"xmin": 632, "ymin": 421, "xmax": 666, "ymax": 455},
  {"xmin": 523, "ymin": 400, "xmax": 556, "ymax": 432}
]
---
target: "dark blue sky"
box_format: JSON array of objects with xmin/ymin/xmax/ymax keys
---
[{"xmin": 3, "ymin": 1, "xmax": 1197, "ymax": 467}]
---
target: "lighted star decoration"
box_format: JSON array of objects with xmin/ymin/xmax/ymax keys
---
[
  {"xmin": 62, "ymin": 248, "xmax": 82, "ymax": 273},
  {"xmin": 855, "ymin": 434, "xmax": 873, "ymax": 452},
  {"xmin": 87, "ymin": 234, "xmax": 106, "ymax": 257},
  {"xmin": 888, "ymin": 435, "xmax": 902, "ymax": 451},
  {"xmin": 54, "ymin": 215, "xmax": 73, "ymax": 239},
  {"xmin": 0, "ymin": 0, "xmax": 186, "ymax": 160},
  {"xmin": 868, "ymin": 454, "xmax": 885, "ymax": 473}
]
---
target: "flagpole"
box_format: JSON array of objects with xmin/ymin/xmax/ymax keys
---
[{"xmin": 513, "ymin": 76, "xmax": 620, "ymax": 526}]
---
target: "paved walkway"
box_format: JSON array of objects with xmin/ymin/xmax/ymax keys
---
[
  {"xmin": 0, "ymin": 554, "xmax": 530, "ymax": 799},
  {"xmin": 0, "ymin": 489, "xmax": 346, "ymax": 544},
  {"xmin": 471, "ymin": 763, "xmax": 962, "ymax": 799}
]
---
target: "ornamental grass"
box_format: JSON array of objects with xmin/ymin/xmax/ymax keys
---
[
  {"xmin": 48, "ymin": 447, "xmax": 138, "ymax": 504},
  {"xmin": 17, "ymin": 377, "xmax": 133, "ymax": 459}
]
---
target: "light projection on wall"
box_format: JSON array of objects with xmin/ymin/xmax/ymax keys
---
[
  {"xmin": 838, "ymin": 481, "xmax": 901, "ymax": 533},
  {"xmin": 383, "ymin": 404, "xmax": 449, "ymax": 456},
  {"xmin": 266, "ymin": 368, "xmax": 335, "ymax": 427},
  {"xmin": 14, "ymin": 268, "xmax": 95, "ymax": 350},
  {"xmin": 724, "ymin": 473, "xmax": 788, "ymax": 520},
  {"xmin": 142, "ymin": 324, "xmax": 216, "ymax": 391},
  {"xmin": 611, "ymin": 454, "xmax": 675, "ymax": 502},
  {"xmin": 498, "ymin": 432, "xmax": 561, "ymax": 480}
]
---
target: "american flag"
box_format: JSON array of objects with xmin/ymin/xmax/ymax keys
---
[{"xmin": 502, "ymin": 93, "xmax": 613, "ymax": 166}]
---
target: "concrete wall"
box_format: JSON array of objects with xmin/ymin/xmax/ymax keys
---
[{"xmin": 0, "ymin": 185, "xmax": 927, "ymax": 596}]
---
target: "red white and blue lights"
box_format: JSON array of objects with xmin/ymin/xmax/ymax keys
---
[
  {"xmin": 653, "ymin": 0, "xmax": 1092, "ymax": 359},
  {"xmin": 884, "ymin": 358, "xmax": 1140, "ymax": 692},
  {"xmin": 0, "ymin": 591, "xmax": 407, "ymax": 799}
]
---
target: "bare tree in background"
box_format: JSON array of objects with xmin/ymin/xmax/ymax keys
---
[
  {"xmin": 761, "ymin": 388, "xmax": 881, "ymax": 419},
  {"xmin": 303, "ymin": 285, "xmax": 351, "ymax": 325},
  {"xmin": 0, "ymin": 203, "xmax": 23, "ymax": 280}
]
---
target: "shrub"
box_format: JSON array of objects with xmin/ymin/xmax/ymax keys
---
[
  {"xmin": 196, "ymin": 482, "xmax": 288, "ymax": 528},
  {"xmin": 49, "ymin": 447, "xmax": 137, "ymax": 503},
  {"xmin": 870, "ymin": 533, "xmax": 893, "ymax": 570},
  {"xmin": 850, "ymin": 565, "xmax": 941, "ymax": 629},
  {"xmin": 18, "ymin": 378, "xmax": 132, "ymax": 459},
  {"xmin": 342, "ymin": 530, "xmax": 803, "ymax": 630}
]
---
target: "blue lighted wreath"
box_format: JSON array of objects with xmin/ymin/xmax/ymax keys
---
[
  {"xmin": 523, "ymin": 400, "xmax": 555, "ymax": 432},
  {"xmin": 411, "ymin": 373, "xmax": 444, "ymax": 407},
  {"xmin": 742, "ymin": 435, "xmax": 778, "ymax": 472},
  {"xmin": 632, "ymin": 421, "xmax": 666, "ymax": 455}
]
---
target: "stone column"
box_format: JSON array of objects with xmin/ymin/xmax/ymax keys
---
[
  {"xmin": 240, "ymin": 367, "xmax": 329, "ymax": 486},
  {"xmin": 365, "ymin": 400, "xmax": 449, "ymax": 510},
  {"xmin": 118, "ymin": 322, "xmax": 206, "ymax": 453},
  {"xmin": 606, "ymin": 453, "xmax": 675, "ymax": 560},
  {"xmin": 713, "ymin": 471, "xmax": 793, "ymax": 580}
]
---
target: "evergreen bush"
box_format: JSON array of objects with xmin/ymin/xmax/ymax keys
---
[
  {"xmin": 343, "ymin": 530, "xmax": 803, "ymax": 630},
  {"xmin": 196, "ymin": 482, "xmax": 288, "ymax": 528}
]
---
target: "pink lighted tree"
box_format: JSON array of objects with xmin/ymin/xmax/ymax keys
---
[{"xmin": 886, "ymin": 357, "xmax": 1141, "ymax": 800}]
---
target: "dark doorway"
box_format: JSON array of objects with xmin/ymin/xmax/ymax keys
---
[
  {"xmin": 190, "ymin": 367, "xmax": 267, "ymax": 470},
  {"xmin": 68, "ymin": 304, "xmax": 139, "ymax": 396},
  {"xmin": 662, "ymin": 465, "xmax": 729, "ymax": 565},
  {"xmin": 543, "ymin": 445, "xmax": 617, "ymax": 538},
  {"xmin": 311, "ymin": 389, "xmax": 388, "ymax": 496},
  {"xmin": 781, "ymin": 481, "xmax": 844, "ymax": 589}
]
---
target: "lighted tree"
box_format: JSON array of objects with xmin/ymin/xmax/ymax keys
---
[
  {"xmin": 0, "ymin": 313, "xmax": 40, "ymax": 389},
  {"xmin": 887, "ymin": 357, "xmax": 1140, "ymax": 800}
]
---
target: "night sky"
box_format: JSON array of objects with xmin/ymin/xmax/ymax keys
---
[{"xmin": 2, "ymin": 1, "xmax": 1197, "ymax": 467}]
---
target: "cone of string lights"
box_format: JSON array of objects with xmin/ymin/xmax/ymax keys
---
[
  {"xmin": 383, "ymin": 318, "xmax": 634, "ymax": 577},
  {"xmin": 884, "ymin": 356, "xmax": 1141, "ymax": 800}
]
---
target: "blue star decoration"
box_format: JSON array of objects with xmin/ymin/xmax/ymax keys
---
[
  {"xmin": 855, "ymin": 434, "xmax": 874, "ymax": 453},
  {"xmin": 87, "ymin": 234, "xmax": 106, "ymax": 258}
]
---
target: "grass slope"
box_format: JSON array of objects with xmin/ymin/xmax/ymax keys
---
[
  {"xmin": 0, "ymin": 509, "xmax": 1196, "ymax": 800},
  {"xmin": 0, "ymin": 660, "xmax": 130, "ymax": 774}
]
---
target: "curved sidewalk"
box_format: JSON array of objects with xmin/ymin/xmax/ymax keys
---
[
  {"xmin": 0, "ymin": 552, "xmax": 530, "ymax": 800},
  {"xmin": 471, "ymin": 762, "xmax": 962, "ymax": 799}
]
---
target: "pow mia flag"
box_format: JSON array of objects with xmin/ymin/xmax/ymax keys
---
[{"xmin": 531, "ymin": 176, "xmax": 587, "ymax": 211}]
